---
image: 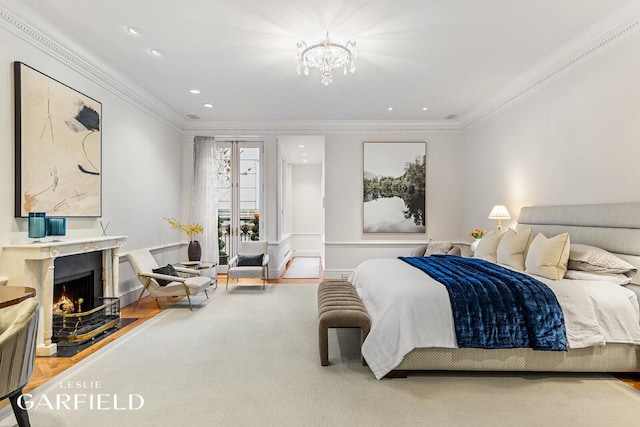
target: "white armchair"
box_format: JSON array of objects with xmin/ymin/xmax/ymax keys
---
[
  {"xmin": 0, "ymin": 298, "xmax": 39, "ymax": 427},
  {"xmin": 127, "ymin": 249, "xmax": 211, "ymax": 311},
  {"xmin": 226, "ymin": 241, "xmax": 269, "ymax": 290}
]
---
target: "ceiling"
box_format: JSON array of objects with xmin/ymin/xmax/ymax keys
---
[
  {"xmin": 8, "ymin": 0, "xmax": 631, "ymax": 123},
  {"xmin": 278, "ymin": 136, "xmax": 324, "ymax": 165}
]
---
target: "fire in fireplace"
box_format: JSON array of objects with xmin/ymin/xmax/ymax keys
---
[
  {"xmin": 52, "ymin": 252, "xmax": 120, "ymax": 344},
  {"xmin": 53, "ymin": 272, "xmax": 93, "ymax": 315}
]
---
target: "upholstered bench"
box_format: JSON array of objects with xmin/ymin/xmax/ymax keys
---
[{"xmin": 317, "ymin": 281, "xmax": 371, "ymax": 366}]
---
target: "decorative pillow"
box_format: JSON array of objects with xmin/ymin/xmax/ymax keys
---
[
  {"xmin": 496, "ymin": 228, "xmax": 532, "ymax": 271},
  {"xmin": 474, "ymin": 231, "xmax": 504, "ymax": 263},
  {"xmin": 424, "ymin": 240, "xmax": 452, "ymax": 256},
  {"xmin": 525, "ymin": 233, "xmax": 570, "ymax": 280},
  {"xmin": 447, "ymin": 246, "xmax": 462, "ymax": 257},
  {"xmin": 564, "ymin": 269, "xmax": 632, "ymax": 285},
  {"xmin": 238, "ymin": 254, "xmax": 264, "ymax": 266},
  {"xmin": 568, "ymin": 244, "xmax": 637, "ymax": 274},
  {"xmin": 152, "ymin": 264, "xmax": 179, "ymax": 286}
]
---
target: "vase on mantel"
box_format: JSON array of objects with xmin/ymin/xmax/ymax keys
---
[
  {"xmin": 188, "ymin": 240, "xmax": 202, "ymax": 261},
  {"xmin": 470, "ymin": 238, "xmax": 481, "ymax": 254}
]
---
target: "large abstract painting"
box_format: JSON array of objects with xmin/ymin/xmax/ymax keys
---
[
  {"xmin": 14, "ymin": 62, "xmax": 102, "ymax": 217},
  {"xmin": 363, "ymin": 141, "xmax": 426, "ymax": 233}
]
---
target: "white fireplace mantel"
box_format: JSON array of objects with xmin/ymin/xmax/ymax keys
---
[{"xmin": 0, "ymin": 236, "xmax": 127, "ymax": 356}]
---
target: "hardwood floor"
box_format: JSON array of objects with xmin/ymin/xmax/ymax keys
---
[{"xmin": 3, "ymin": 264, "xmax": 640, "ymax": 410}]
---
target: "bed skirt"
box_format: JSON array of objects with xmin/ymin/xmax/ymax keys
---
[{"xmin": 395, "ymin": 344, "xmax": 640, "ymax": 372}]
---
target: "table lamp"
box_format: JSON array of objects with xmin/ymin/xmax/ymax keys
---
[{"xmin": 488, "ymin": 205, "xmax": 511, "ymax": 232}]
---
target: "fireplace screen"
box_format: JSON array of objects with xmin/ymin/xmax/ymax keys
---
[{"xmin": 52, "ymin": 297, "xmax": 120, "ymax": 343}]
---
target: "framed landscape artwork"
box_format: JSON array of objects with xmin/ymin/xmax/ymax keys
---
[
  {"xmin": 14, "ymin": 62, "xmax": 102, "ymax": 217},
  {"xmin": 363, "ymin": 141, "xmax": 426, "ymax": 233}
]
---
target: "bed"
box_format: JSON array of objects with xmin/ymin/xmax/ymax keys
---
[{"xmin": 349, "ymin": 202, "xmax": 640, "ymax": 379}]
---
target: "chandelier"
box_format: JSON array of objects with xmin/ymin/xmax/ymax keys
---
[{"xmin": 296, "ymin": 32, "xmax": 356, "ymax": 86}]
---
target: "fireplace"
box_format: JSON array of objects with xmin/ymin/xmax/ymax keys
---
[
  {"xmin": 0, "ymin": 236, "xmax": 127, "ymax": 355},
  {"xmin": 53, "ymin": 252, "xmax": 101, "ymax": 312},
  {"xmin": 52, "ymin": 252, "xmax": 120, "ymax": 343}
]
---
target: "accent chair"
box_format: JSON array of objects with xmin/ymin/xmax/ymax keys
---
[
  {"xmin": 127, "ymin": 249, "xmax": 211, "ymax": 311},
  {"xmin": 0, "ymin": 298, "xmax": 39, "ymax": 427},
  {"xmin": 226, "ymin": 241, "xmax": 269, "ymax": 290}
]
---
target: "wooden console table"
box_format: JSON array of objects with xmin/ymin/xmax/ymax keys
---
[{"xmin": 0, "ymin": 286, "xmax": 36, "ymax": 309}]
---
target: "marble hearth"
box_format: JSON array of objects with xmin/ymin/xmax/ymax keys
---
[{"xmin": 0, "ymin": 236, "xmax": 126, "ymax": 356}]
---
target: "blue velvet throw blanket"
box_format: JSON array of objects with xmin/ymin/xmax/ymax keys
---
[{"xmin": 399, "ymin": 255, "xmax": 567, "ymax": 351}]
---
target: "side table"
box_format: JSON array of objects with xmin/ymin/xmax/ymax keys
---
[
  {"xmin": 0, "ymin": 286, "xmax": 36, "ymax": 309},
  {"xmin": 176, "ymin": 262, "xmax": 218, "ymax": 290}
]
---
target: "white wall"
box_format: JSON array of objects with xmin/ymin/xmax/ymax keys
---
[
  {"xmin": 0, "ymin": 22, "xmax": 186, "ymax": 302},
  {"xmin": 462, "ymin": 34, "xmax": 640, "ymax": 234},
  {"xmin": 291, "ymin": 164, "xmax": 322, "ymax": 256},
  {"xmin": 10, "ymin": 3, "xmax": 633, "ymax": 287},
  {"xmin": 323, "ymin": 132, "xmax": 464, "ymax": 278}
]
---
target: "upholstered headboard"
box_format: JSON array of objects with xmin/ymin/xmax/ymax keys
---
[{"xmin": 516, "ymin": 202, "xmax": 640, "ymax": 286}]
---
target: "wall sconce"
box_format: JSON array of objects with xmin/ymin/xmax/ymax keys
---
[{"xmin": 488, "ymin": 205, "xmax": 511, "ymax": 232}]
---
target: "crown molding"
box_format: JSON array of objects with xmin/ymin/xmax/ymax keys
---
[
  {"xmin": 459, "ymin": 2, "xmax": 640, "ymax": 130},
  {"xmin": 0, "ymin": 3, "xmax": 185, "ymax": 130},
  {"xmin": 181, "ymin": 120, "xmax": 462, "ymax": 136},
  {"xmin": 4, "ymin": 2, "xmax": 636, "ymax": 136}
]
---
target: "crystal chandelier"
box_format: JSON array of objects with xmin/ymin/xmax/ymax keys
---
[{"xmin": 296, "ymin": 32, "xmax": 356, "ymax": 86}]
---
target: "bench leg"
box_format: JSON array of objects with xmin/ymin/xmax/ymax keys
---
[
  {"xmin": 319, "ymin": 324, "xmax": 329, "ymax": 366},
  {"xmin": 361, "ymin": 328, "xmax": 368, "ymax": 366}
]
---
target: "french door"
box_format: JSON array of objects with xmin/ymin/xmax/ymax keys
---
[{"xmin": 215, "ymin": 140, "xmax": 263, "ymax": 271}]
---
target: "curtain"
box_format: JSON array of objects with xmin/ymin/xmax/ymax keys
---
[{"xmin": 191, "ymin": 136, "xmax": 219, "ymax": 264}]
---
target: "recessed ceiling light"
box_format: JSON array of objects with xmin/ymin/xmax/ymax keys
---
[
  {"xmin": 298, "ymin": 145, "xmax": 305, "ymax": 148},
  {"xmin": 127, "ymin": 27, "xmax": 142, "ymax": 36},
  {"xmin": 150, "ymin": 49, "xmax": 163, "ymax": 57},
  {"xmin": 203, "ymin": 103, "xmax": 213, "ymax": 108},
  {"xmin": 388, "ymin": 107, "xmax": 393, "ymax": 111},
  {"xmin": 302, "ymin": 153, "xmax": 307, "ymax": 156},
  {"xmin": 422, "ymin": 107, "xmax": 429, "ymax": 111},
  {"xmin": 190, "ymin": 89, "xmax": 201, "ymax": 94}
]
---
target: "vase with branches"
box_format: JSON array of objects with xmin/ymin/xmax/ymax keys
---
[{"xmin": 164, "ymin": 217, "xmax": 204, "ymax": 261}]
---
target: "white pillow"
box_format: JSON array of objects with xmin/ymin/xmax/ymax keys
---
[
  {"xmin": 564, "ymin": 270, "xmax": 632, "ymax": 285},
  {"xmin": 525, "ymin": 233, "xmax": 571, "ymax": 280},
  {"xmin": 473, "ymin": 231, "xmax": 504, "ymax": 263},
  {"xmin": 424, "ymin": 240, "xmax": 452, "ymax": 256},
  {"xmin": 568, "ymin": 244, "xmax": 637, "ymax": 274},
  {"xmin": 496, "ymin": 228, "xmax": 532, "ymax": 271}
]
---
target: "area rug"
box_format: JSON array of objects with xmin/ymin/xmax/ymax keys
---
[
  {"xmin": 282, "ymin": 257, "xmax": 320, "ymax": 279},
  {"xmin": 2, "ymin": 284, "xmax": 640, "ymax": 427}
]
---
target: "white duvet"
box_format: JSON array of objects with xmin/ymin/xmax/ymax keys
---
[{"xmin": 349, "ymin": 258, "xmax": 640, "ymax": 379}]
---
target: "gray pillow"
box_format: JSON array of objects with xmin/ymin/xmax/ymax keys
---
[
  {"xmin": 152, "ymin": 264, "xmax": 179, "ymax": 286},
  {"xmin": 447, "ymin": 246, "xmax": 462, "ymax": 256},
  {"xmin": 568, "ymin": 244, "xmax": 637, "ymax": 274},
  {"xmin": 238, "ymin": 254, "xmax": 264, "ymax": 266}
]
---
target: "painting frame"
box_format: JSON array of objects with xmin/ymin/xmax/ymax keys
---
[
  {"xmin": 14, "ymin": 62, "xmax": 102, "ymax": 218},
  {"xmin": 363, "ymin": 141, "xmax": 427, "ymax": 234}
]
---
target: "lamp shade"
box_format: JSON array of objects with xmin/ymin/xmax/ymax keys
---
[{"xmin": 488, "ymin": 205, "xmax": 511, "ymax": 220}]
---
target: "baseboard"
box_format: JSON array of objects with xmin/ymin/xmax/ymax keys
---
[
  {"xmin": 292, "ymin": 250, "xmax": 321, "ymax": 257},
  {"xmin": 119, "ymin": 286, "xmax": 142, "ymax": 308},
  {"xmin": 322, "ymin": 269, "xmax": 353, "ymax": 280}
]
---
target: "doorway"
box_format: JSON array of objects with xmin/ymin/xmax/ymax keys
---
[
  {"xmin": 277, "ymin": 135, "xmax": 325, "ymax": 275},
  {"xmin": 215, "ymin": 140, "xmax": 263, "ymax": 272}
]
